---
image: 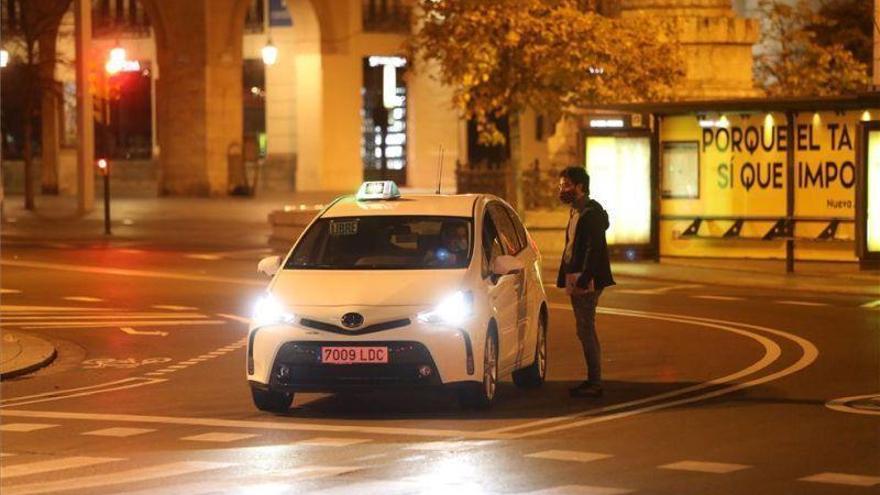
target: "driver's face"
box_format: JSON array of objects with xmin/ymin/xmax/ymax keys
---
[{"xmin": 443, "ymin": 226, "xmax": 468, "ymax": 252}]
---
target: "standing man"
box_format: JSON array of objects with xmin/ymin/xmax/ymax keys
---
[{"xmin": 557, "ymin": 166, "xmax": 615, "ymax": 398}]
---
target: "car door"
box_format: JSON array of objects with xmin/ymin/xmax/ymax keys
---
[
  {"xmin": 498, "ymin": 204, "xmax": 536, "ymax": 364},
  {"xmin": 481, "ymin": 210, "xmax": 519, "ymax": 375},
  {"xmin": 487, "ymin": 203, "xmax": 527, "ymax": 371}
]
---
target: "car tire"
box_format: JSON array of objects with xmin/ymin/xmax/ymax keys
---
[
  {"xmin": 251, "ymin": 386, "xmax": 293, "ymax": 413},
  {"xmin": 458, "ymin": 330, "xmax": 498, "ymax": 409},
  {"xmin": 513, "ymin": 315, "xmax": 547, "ymax": 388}
]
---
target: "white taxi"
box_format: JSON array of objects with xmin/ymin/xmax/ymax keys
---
[{"xmin": 247, "ymin": 181, "xmax": 548, "ymax": 411}]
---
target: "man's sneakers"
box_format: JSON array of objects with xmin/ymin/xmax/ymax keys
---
[{"xmin": 569, "ymin": 381, "xmax": 603, "ymax": 398}]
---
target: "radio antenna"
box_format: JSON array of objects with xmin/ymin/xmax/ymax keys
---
[{"xmin": 436, "ymin": 145, "xmax": 445, "ymax": 194}]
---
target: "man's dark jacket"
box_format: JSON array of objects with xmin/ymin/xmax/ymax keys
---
[{"xmin": 556, "ymin": 198, "xmax": 616, "ymax": 291}]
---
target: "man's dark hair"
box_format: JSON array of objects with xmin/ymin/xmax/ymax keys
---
[{"xmin": 560, "ymin": 166, "xmax": 590, "ymax": 196}]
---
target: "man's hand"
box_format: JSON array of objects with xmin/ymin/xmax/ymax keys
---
[{"xmin": 565, "ymin": 273, "xmax": 595, "ymax": 295}]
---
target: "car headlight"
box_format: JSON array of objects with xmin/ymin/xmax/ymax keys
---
[
  {"xmin": 252, "ymin": 294, "xmax": 295, "ymax": 327},
  {"xmin": 417, "ymin": 291, "xmax": 473, "ymax": 326}
]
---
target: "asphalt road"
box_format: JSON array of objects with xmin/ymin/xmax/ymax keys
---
[{"xmin": 1, "ymin": 242, "xmax": 878, "ymax": 495}]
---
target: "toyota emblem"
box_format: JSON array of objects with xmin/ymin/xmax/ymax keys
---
[{"xmin": 341, "ymin": 312, "xmax": 364, "ymax": 329}]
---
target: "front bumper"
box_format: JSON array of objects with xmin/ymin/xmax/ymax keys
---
[{"xmin": 248, "ymin": 319, "xmax": 478, "ymax": 391}]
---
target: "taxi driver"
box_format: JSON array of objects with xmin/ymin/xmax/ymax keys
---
[{"xmin": 427, "ymin": 222, "xmax": 469, "ymax": 267}]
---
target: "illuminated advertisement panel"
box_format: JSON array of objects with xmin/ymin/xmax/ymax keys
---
[{"xmin": 867, "ymin": 129, "xmax": 880, "ymax": 252}]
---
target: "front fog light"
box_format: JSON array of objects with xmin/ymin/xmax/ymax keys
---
[
  {"xmin": 252, "ymin": 294, "xmax": 295, "ymax": 326},
  {"xmin": 418, "ymin": 291, "xmax": 473, "ymax": 326}
]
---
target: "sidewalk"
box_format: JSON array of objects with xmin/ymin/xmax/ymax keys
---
[{"xmin": 0, "ymin": 331, "xmax": 56, "ymax": 379}]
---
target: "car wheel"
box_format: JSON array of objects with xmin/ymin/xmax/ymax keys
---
[
  {"xmin": 513, "ymin": 315, "xmax": 547, "ymax": 388},
  {"xmin": 459, "ymin": 330, "xmax": 498, "ymax": 409},
  {"xmin": 251, "ymin": 386, "xmax": 293, "ymax": 413}
]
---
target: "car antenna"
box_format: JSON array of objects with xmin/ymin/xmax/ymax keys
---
[{"xmin": 436, "ymin": 145, "xmax": 444, "ymax": 194}]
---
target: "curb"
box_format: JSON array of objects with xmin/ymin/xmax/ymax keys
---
[{"xmin": 0, "ymin": 332, "xmax": 58, "ymax": 379}]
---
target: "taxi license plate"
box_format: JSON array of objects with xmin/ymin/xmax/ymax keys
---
[{"xmin": 321, "ymin": 346, "xmax": 388, "ymax": 364}]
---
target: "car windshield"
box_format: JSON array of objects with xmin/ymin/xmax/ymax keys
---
[{"xmin": 285, "ymin": 215, "xmax": 473, "ymax": 270}]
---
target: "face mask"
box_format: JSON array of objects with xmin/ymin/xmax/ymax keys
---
[{"xmin": 558, "ymin": 190, "xmax": 576, "ymax": 204}]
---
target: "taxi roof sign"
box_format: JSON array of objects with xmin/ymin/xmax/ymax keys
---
[{"xmin": 356, "ymin": 181, "xmax": 401, "ymax": 201}]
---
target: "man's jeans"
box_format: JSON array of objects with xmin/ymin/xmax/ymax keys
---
[{"xmin": 570, "ymin": 289, "xmax": 603, "ymax": 385}]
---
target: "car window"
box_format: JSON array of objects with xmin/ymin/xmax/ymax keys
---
[
  {"xmin": 285, "ymin": 215, "xmax": 472, "ymax": 270},
  {"xmin": 482, "ymin": 212, "xmax": 504, "ymax": 268},
  {"xmin": 488, "ymin": 203, "xmax": 523, "ymax": 254},
  {"xmin": 502, "ymin": 204, "xmax": 529, "ymax": 250}
]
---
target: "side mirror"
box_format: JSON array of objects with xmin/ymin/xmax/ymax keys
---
[
  {"xmin": 491, "ymin": 255, "xmax": 525, "ymax": 277},
  {"xmin": 257, "ymin": 255, "xmax": 282, "ymax": 277}
]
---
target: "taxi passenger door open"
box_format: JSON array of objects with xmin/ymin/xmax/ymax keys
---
[
  {"xmin": 482, "ymin": 210, "xmax": 519, "ymax": 375},
  {"xmin": 486, "ymin": 203, "xmax": 527, "ymax": 372}
]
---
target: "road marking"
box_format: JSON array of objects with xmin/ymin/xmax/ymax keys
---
[
  {"xmin": 0, "ymin": 305, "xmax": 112, "ymax": 312},
  {"xmin": 152, "ymin": 305, "xmax": 198, "ymax": 311},
  {"xmin": 485, "ymin": 305, "xmax": 817, "ymax": 439},
  {"xmin": 691, "ymin": 295, "xmax": 744, "ymax": 301},
  {"xmin": 407, "ymin": 440, "xmax": 495, "ymax": 451},
  {"xmin": 1, "ymin": 456, "xmax": 122, "ymax": 479},
  {"xmin": 826, "ymin": 393, "xmax": 880, "ymax": 416},
  {"xmin": 273, "ymin": 465, "xmax": 363, "ymax": 479},
  {"xmin": 1, "ymin": 314, "xmax": 210, "ymax": 321},
  {"xmin": 525, "ymin": 450, "xmax": 612, "ymax": 463},
  {"xmin": 799, "ymin": 472, "xmax": 880, "ymax": 487},
  {"xmin": 82, "ymin": 427, "xmax": 155, "ymax": 437},
  {"xmin": 615, "ymin": 284, "xmax": 703, "ymax": 295},
  {"xmin": 1, "ymin": 288, "xmax": 22, "ymax": 294},
  {"xmin": 0, "ymin": 423, "xmax": 59, "ymax": 432},
  {"xmin": 1, "ymin": 461, "xmax": 233, "ymax": 495},
  {"xmin": 217, "ymin": 313, "xmax": 249, "ymax": 324},
  {"xmin": 659, "ymin": 460, "xmax": 750, "ymax": 473},
  {"xmin": 775, "ymin": 300, "xmax": 828, "ymax": 307},
  {"xmin": 17, "ymin": 320, "xmax": 225, "ymax": 329},
  {"xmin": 0, "ymin": 378, "xmax": 166, "ymax": 408},
  {"xmin": 182, "ymin": 432, "xmax": 258, "ymax": 443},
  {"xmin": 518, "ymin": 486, "xmax": 632, "ymax": 495},
  {"xmin": 300, "ymin": 437, "xmax": 372, "ymax": 447},
  {"xmin": 119, "ymin": 327, "xmax": 169, "ymax": 337},
  {"xmin": 62, "ymin": 296, "xmax": 103, "ymax": 303},
  {"xmin": 185, "ymin": 254, "xmax": 222, "ymax": 260},
  {"xmin": 861, "ymin": 299, "xmax": 880, "ymax": 309},
  {"xmin": 0, "ymin": 259, "xmax": 262, "ymax": 286}
]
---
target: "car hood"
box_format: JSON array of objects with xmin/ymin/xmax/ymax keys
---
[{"xmin": 270, "ymin": 269, "xmax": 469, "ymax": 308}]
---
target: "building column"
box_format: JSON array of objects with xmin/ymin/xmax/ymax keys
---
[
  {"xmin": 40, "ymin": 26, "xmax": 61, "ymax": 195},
  {"xmin": 150, "ymin": 0, "xmax": 246, "ymax": 196},
  {"xmin": 74, "ymin": 0, "xmax": 94, "ymax": 213}
]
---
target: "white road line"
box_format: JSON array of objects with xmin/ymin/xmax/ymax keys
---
[
  {"xmin": 407, "ymin": 440, "xmax": 495, "ymax": 451},
  {"xmin": 860, "ymin": 299, "xmax": 880, "ymax": 309},
  {"xmin": 217, "ymin": 313, "xmax": 249, "ymax": 324},
  {"xmin": 0, "ymin": 378, "xmax": 145, "ymax": 404},
  {"xmin": 518, "ymin": 486, "xmax": 633, "ymax": 495},
  {"xmin": 119, "ymin": 327, "xmax": 169, "ymax": 337},
  {"xmin": 0, "ymin": 453, "xmax": 15, "ymax": 457},
  {"xmin": 0, "ymin": 378, "xmax": 166, "ymax": 408},
  {"xmin": 691, "ymin": 295, "xmax": 744, "ymax": 301},
  {"xmin": 1, "ymin": 288, "xmax": 22, "ymax": 294},
  {"xmin": 826, "ymin": 393, "xmax": 880, "ymax": 416},
  {"xmin": 185, "ymin": 254, "xmax": 222, "ymax": 260},
  {"xmin": 615, "ymin": 284, "xmax": 703, "ymax": 295},
  {"xmin": 272, "ymin": 465, "xmax": 363, "ymax": 479},
  {"xmin": 0, "ymin": 259, "xmax": 262, "ymax": 287},
  {"xmin": 659, "ymin": 460, "xmax": 750, "ymax": 473},
  {"xmin": 152, "ymin": 305, "xmax": 198, "ymax": 311},
  {"xmin": 18, "ymin": 320, "xmax": 225, "ymax": 329},
  {"xmin": 1, "ymin": 314, "xmax": 209, "ymax": 321},
  {"xmin": 0, "ymin": 423, "xmax": 59, "ymax": 432},
  {"xmin": 300, "ymin": 437, "xmax": 372, "ymax": 447},
  {"xmin": 166, "ymin": 365, "xmax": 188, "ymax": 370},
  {"xmin": 799, "ymin": 472, "xmax": 880, "ymax": 487},
  {"xmin": 524, "ymin": 450, "xmax": 612, "ymax": 463},
  {"xmin": 1, "ymin": 456, "xmax": 122, "ymax": 479},
  {"xmin": 0, "ymin": 409, "xmax": 505, "ymax": 440},
  {"xmin": 485, "ymin": 305, "xmax": 817, "ymax": 439},
  {"xmin": 1, "ymin": 461, "xmax": 233, "ymax": 495},
  {"xmin": 82, "ymin": 427, "xmax": 155, "ymax": 437},
  {"xmin": 181, "ymin": 433, "xmax": 258, "ymax": 443},
  {"xmin": 0, "ymin": 305, "xmax": 113, "ymax": 312},
  {"xmin": 775, "ymin": 300, "xmax": 828, "ymax": 307},
  {"xmin": 62, "ymin": 296, "xmax": 103, "ymax": 303}
]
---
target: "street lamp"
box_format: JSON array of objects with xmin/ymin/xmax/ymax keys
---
[
  {"xmin": 261, "ymin": 38, "xmax": 278, "ymax": 66},
  {"xmin": 0, "ymin": 49, "xmax": 8, "ymax": 68},
  {"xmin": 105, "ymin": 46, "xmax": 126, "ymax": 75}
]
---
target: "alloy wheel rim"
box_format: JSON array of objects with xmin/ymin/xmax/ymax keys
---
[{"xmin": 484, "ymin": 335, "xmax": 497, "ymax": 399}]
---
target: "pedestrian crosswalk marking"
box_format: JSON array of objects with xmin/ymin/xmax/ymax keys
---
[
  {"xmin": 525, "ymin": 450, "xmax": 612, "ymax": 463},
  {"xmin": 861, "ymin": 299, "xmax": 880, "ymax": 309},
  {"xmin": 0, "ymin": 461, "xmax": 233, "ymax": 495},
  {"xmin": 407, "ymin": 440, "xmax": 495, "ymax": 451},
  {"xmin": 82, "ymin": 427, "xmax": 155, "ymax": 437},
  {"xmin": 517, "ymin": 486, "xmax": 633, "ymax": 495},
  {"xmin": 62, "ymin": 297, "xmax": 104, "ymax": 303},
  {"xmin": 300, "ymin": 437, "xmax": 372, "ymax": 447},
  {"xmin": 0, "ymin": 423, "xmax": 59, "ymax": 432},
  {"xmin": 776, "ymin": 300, "xmax": 828, "ymax": 307},
  {"xmin": 182, "ymin": 432, "xmax": 258, "ymax": 443},
  {"xmin": 151, "ymin": 305, "xmax": 198, "ymax": 311},
  {"xmin": 1, "ymin": 288, "xmax": 22, "ymax": 294},
  {"xmin": 799, "ymin": 472, "xmax": 880, "ymax": 487},
  {"xmin": 691, "ymin": 295, "xmax": 744, "ymax": 301},
  {"xmin": 1, "ymin": 456, "xmax": 122, "ymax": 479},
  {"xmin": 659, "ymin": 460, "xmax": 751, "ymax": 473}
]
